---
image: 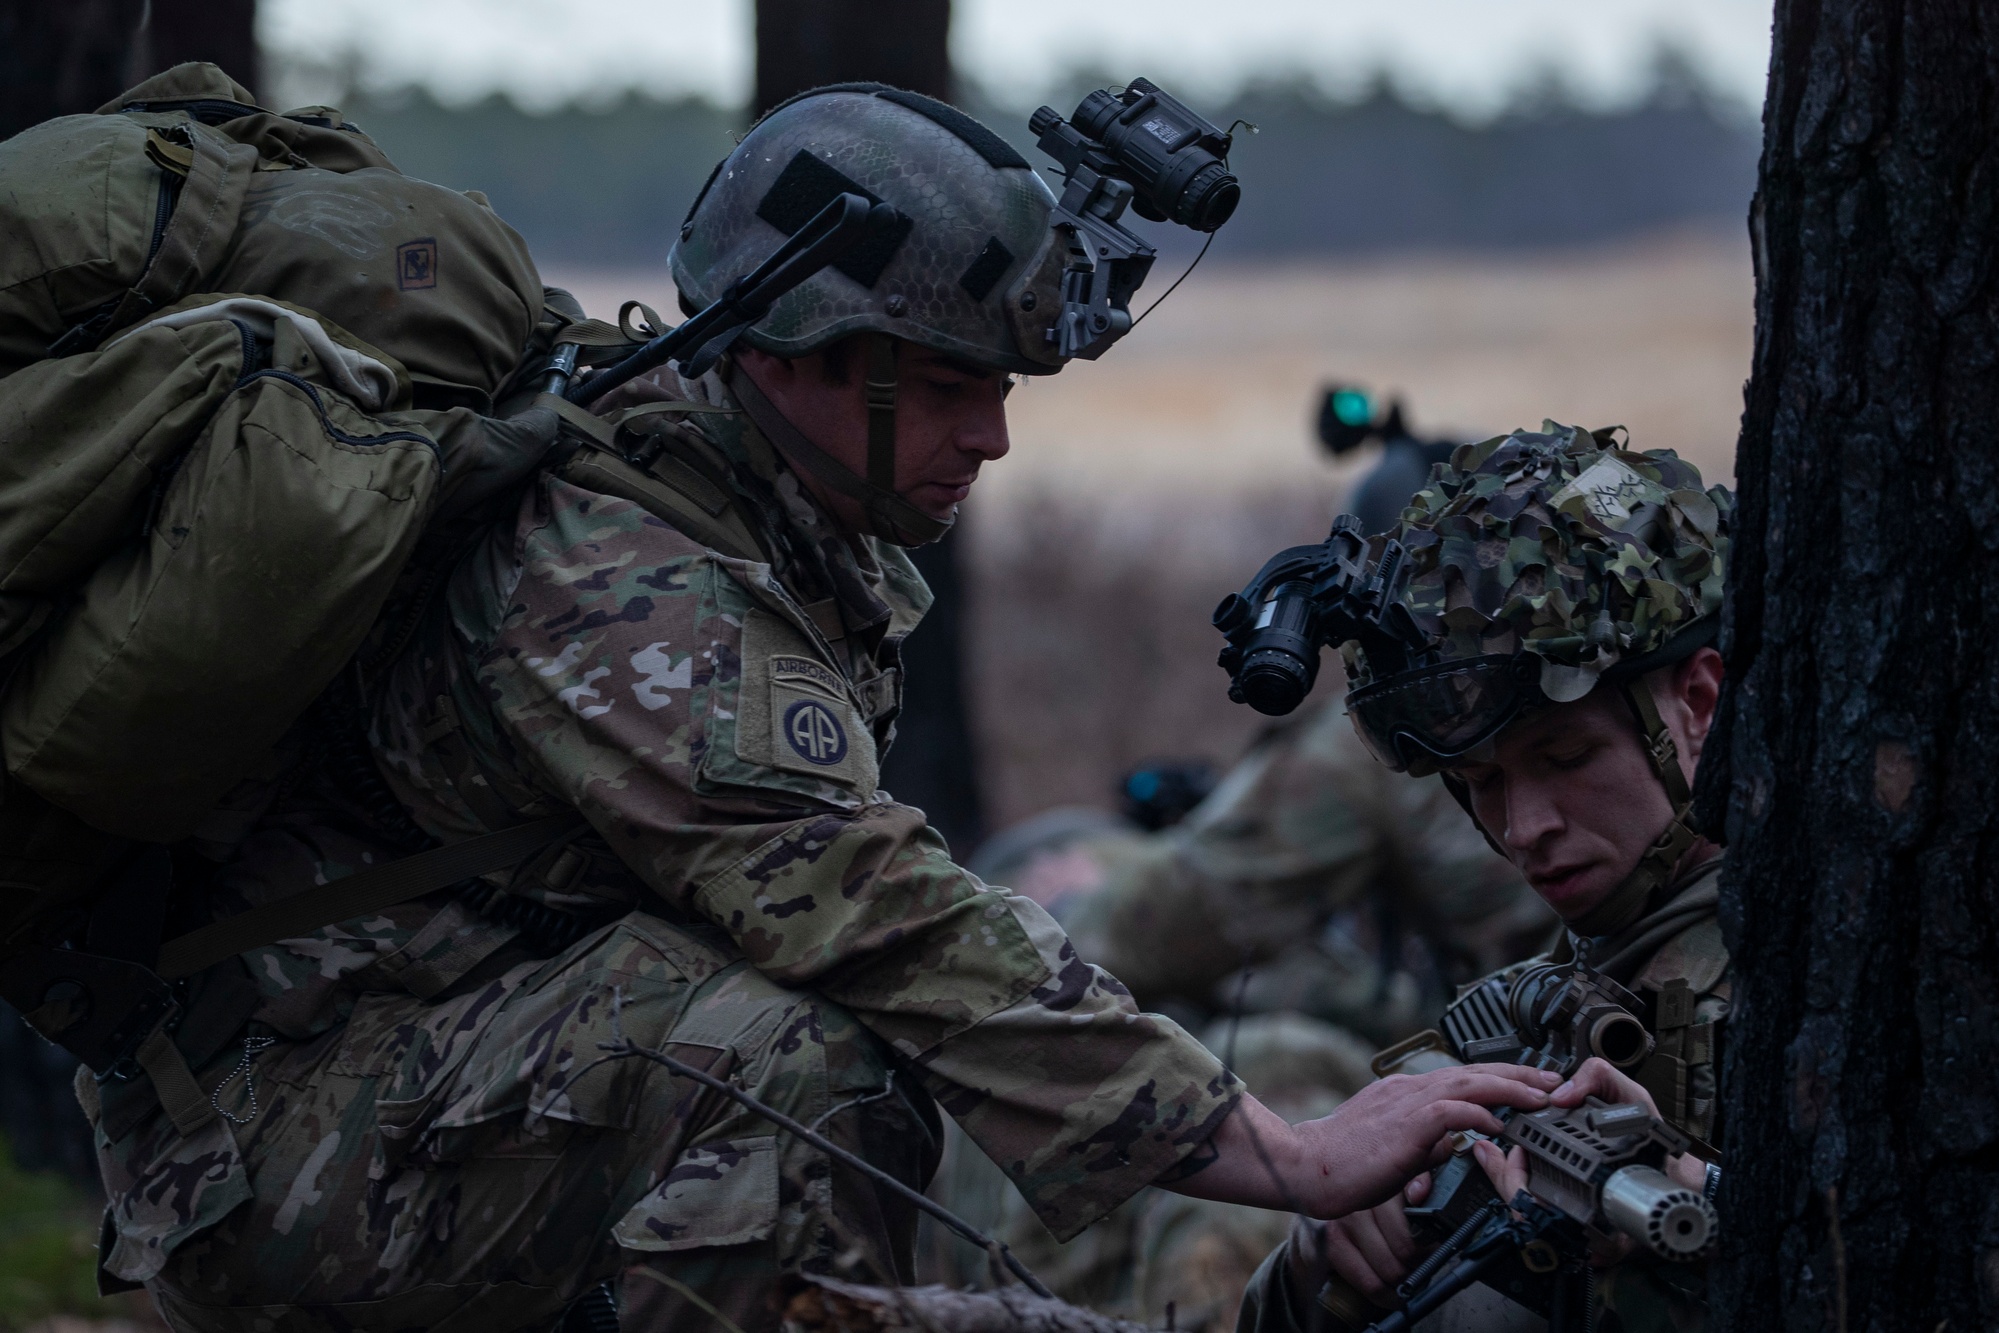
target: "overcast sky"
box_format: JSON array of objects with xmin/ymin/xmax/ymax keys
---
[{"xmin": 260, "ymin": 0, "xmax": 1774, "ymax": 117}]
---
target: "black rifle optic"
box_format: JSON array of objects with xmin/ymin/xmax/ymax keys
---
[
  {"xmin": 553, "ymin": 192, "xmax": 897, "ymax": 406},
  {"xmin": 1442, "ymin": 959, "xmax": 1657, "ymax": 1074},
  {"xmin": 1211, "ymin": 514, "xmax": 1427, "ymax": 716},
  {"xmin": 1029, "ymin": 78, "xmax": 1241, "ymax": 361}
]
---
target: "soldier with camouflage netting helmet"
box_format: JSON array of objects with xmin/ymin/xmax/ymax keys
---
[
  {"xmin": 1237, "ymin": 422, "xmax": 1734, "ymax": 1333},
  {"xmin": 95, "ymin": 82, "xmax": 1565, "ymax": 1333}
]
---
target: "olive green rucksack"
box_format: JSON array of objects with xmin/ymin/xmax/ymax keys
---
[{"xmin": 0, "ymin": 65, "xmax": 618, "ymax": 1020}]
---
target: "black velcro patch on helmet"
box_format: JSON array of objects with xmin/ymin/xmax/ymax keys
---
[
  {"xmin": 958, "ymin": 236, "xmax": 1016, "ymax": 301},
  {"xmin": 873, "ymin": 89, "xmax": 1030, "ymax": 171},
  {"xmin": 755, "ymin": 150, "xmax": 912, "ymax": 289}
]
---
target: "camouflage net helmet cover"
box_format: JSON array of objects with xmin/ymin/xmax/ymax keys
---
[
  {"xmin": 669, "ymin": 85, "xmax": 1067, "ymax": 375},
  {"xmin": 1351, "ymin": 421, "xmax": 1733, "ymax": 705}
]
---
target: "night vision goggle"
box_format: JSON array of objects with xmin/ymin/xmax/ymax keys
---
[
  {"xmin": 1212, "ymin": 513, "xmax": 1549, "ymax": 772},
  {"xmin": 1030, "ymin": 78, "xmax": 1242, "ymax": 360}
]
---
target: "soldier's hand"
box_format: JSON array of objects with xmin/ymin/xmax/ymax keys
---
[
  {"xmin": 1472, "ymin": 1056, "xmax": 1709, "ymax": 1265},
  {"xmin": 1160, "ymin": 1066, "xmax": 1554, "ymax": 1218},
  {"xmin": 1552, "ymin": 1058, "xmax": 1708, "ymax": 1191},
  {"xmin": 1289, "ymin": 1063, "xmax": 1559, "ymax": 1217},
  {"xmin": 1317, "ymin": 1175, "xmax": 1432, "ymax": 1308}
]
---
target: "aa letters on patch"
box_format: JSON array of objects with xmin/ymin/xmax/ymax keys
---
[{"xmin": 782, "ymin": 698, "xmax": 848, "ymax": 766}]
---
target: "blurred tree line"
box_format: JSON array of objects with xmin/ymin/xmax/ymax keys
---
[{"xmin": 322, "ymin": 54, "xmax": 1757, "ymax": 269}]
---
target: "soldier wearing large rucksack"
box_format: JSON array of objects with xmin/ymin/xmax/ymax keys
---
[{"xmin": 1, "ymin": 69, "xmax": 1562, "ymax": 1331}]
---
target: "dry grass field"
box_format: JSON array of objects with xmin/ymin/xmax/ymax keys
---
[{"xmin": 549, "ymin": 230, "xmax": 1754, "ymax": 830}]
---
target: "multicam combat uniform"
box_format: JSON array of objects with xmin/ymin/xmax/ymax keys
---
[
  {"xmin": 1236, "ymin": 856, "xmax": 1729, "ymax": 1333},
  {"xmin": 1021, "ymin": 699, "xmax": 1553, "ymax": 1045},
  {"xmin": 84, "ymin": 366, "xmax": 1240, "ymax": 1332},
  {"xmin": 922, "ymin": 703, "xmax": 1551, "ymax": 1328}
]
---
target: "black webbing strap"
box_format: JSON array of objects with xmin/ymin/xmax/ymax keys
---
[
  {"xmin": 724, "ymin": 360, "xmax": 951, "ymax": 548},
  {"xmin": 155, "ymin": 813, "xmax": 586, "ymax": 980},
  {"xmin": 864, "ymin": 333, "xmax": 899, "ymax": 492}
]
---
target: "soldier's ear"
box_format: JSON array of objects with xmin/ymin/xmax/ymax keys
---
[{"xmin": 1664, "ymin": 647, "xmax": 1725, "ymax": 770}]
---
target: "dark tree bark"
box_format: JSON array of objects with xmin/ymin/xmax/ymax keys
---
[
  {"xmin": 888, "ymin": 533, "xmax": 987, "ymax": 855},
  {"xmin": 0, "ymin": 0, "xmax": 147, "ymax": 140},
  {"xmin": 138, "ymin": 0, "xmax": 262, "ymax": 100},
  {"xmin": 1702, "ymin": 0, "xmax": 1999, "ymax": 1327},
  {"xmin": 753, "ymin": 0, "xmax": 952, "ymax": 117},
  {"xmin": 0, "ymin": 0, "xmax": 259, "ymax": 142},
  {"xmin": 751, "ymin": 0, "xmax": 985, "ymax": 854}
]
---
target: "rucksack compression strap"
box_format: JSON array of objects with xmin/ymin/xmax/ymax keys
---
[{"xmin": 155, "ymin": 812, "xmax": 586, "ymax": 980}]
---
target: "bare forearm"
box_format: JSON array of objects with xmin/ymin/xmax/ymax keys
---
[
  {"xmin": 1156, "ymin": 1094, "xmax": 1314, "ymax": 1211},
  {"xmin": 1153, "ymin": 1065, "xmax": 1563, "ymax": 1220}
]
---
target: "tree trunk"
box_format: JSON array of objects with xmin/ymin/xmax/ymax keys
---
[
  {"xmin": 0, "ymin": 0, "xmax": 259, "ymax": 142},
  {"xmin": 1703, "ymin": 0, "xmax": 1999, "ymax": 1327},
  {"xmin": 753, "ymin": 0, "xmax": 952, "ymax": 117},
  {"xmin": 751, "ymin": 0, "xmax": 986, "ymax": 856},
  {"xmin": 780, "ymin": 1276, "xmax": 1151, "ymax": 1333},
  {"xmin": 0, "ymin": 0, "xmax": 147, "ymax": 140},
  {"xmin": 888, "ymin": 533, "xmax": 987, "ymax": 855}
]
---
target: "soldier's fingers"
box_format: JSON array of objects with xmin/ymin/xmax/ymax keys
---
[
  {"xmin": 1404, "ymin": 1172, "xmax": 1433, "ymax": 1205},
  {"xmin": 1346, "ymin": 1211, "xmax": 1410, "ymax": 1288},
  {"xmin": 1472, "ymin": 1139, "xmax": 1528, "ymax": 1203},
  {"xmin": 1417, "ymin": 1098, "xmax": 1507, "ymax": 1145},
  {"xmin": 1552, "ymin": 1057, "xmax": 1662, "ymax": 1117},
  {"xmin": 1322, "ymin": 1219, "xmax": 1399, "ymax": 1305},
  {"xmin": 1435, "ymin": 1067, "xmax": 1560, "ymax": 1109},
  {"xmin": 1376, "ymin": 1196, "xmax": 1419, "ymax": 1262}
]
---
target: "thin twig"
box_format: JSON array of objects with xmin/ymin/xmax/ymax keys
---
[
  {"xmin": 592, "ymin": 991, "xmax": 1054, "ymax": 1299},
  {"xmin": 627, "ymin": 1265, "xmax": 753, "ymax": 1333},
  {"xmin": 809, "ymin": 1071, "xmax": 900, "ymax": 1133}
]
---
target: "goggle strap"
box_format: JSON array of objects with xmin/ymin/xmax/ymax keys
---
[{"xmin": 1624, "ymin": 677, "xmax": 1693, "ymax": 812}]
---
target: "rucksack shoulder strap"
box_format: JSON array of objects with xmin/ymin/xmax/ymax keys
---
[
  {"xmin": 551, "ymin": 398, "xmax": 772, "ymax": 564},
  {"xmin": 155, "ymin": 812, "xmax": 586, "ymax": 980}
]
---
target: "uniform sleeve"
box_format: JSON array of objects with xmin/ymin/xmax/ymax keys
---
[
  {"xmin": 398, "ymin": 478, "xmax": 1239, "ymax": 1240},
  {"xmin": 1060, "ymin": 705, "xmax": 1383, "ymax": 1005},
  {"xmin": 1064, "ymin": 701, "xmax": 1548, "ymax": 1007}
]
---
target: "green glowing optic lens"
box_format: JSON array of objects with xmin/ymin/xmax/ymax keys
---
[{"xmin": 1331, "ymin": 389, "xmax": 1372, "ymax": 428}]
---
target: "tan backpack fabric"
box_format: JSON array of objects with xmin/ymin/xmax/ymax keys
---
[
  {"xmin": 0, "ymin": 63, "xmax": 541, "ymax": 401},
  {"xmin": 0, "ymin": 65, "xmax": 591, "ymax": 960}
]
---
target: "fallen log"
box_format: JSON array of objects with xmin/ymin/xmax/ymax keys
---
[{"xmin": 780, "ymin": 1275, "xmax": 1158, "ymax": 1333}]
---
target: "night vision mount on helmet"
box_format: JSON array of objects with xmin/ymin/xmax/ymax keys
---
[
  {"xmin": 1214, "ymin": 422, "xmax": 1733, "ymax": 930},
  {"xmin": 1214, "ymin": 422, "xmax": 1730, "ymax": 769},
  {"xmin": 552, "ymin": 78, "xmax": 1241, "ymax": 547}
]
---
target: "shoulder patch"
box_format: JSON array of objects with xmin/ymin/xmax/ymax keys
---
[{"xmin": 705, "ymin": 606, "xmax": 877, "ymax": 801}]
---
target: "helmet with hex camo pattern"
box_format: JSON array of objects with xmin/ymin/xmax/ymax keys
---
[
  {"xmin": 668, "ymin": 83, "xmax": 1068, "ymax": 547},
  {"xmin": 1342, "ymin": 422, "xmax": 1733, "ymax": 927},
  {"xmin": 670, "ymin": 83, "xmax": 1066, "ymax": 377}
]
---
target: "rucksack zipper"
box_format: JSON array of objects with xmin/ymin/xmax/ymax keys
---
[
  {"xmin": 237, "ymin": 368, "xmax": 440, "ymax": 458},
  {"xmin": 147, "ymin": 172, "xmax": 180, "ymax": 268}
]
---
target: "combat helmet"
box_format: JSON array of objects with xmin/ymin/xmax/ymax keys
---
[
  {"xmin": 1343, "ymin": 422, "xmax": 1732, "ymax": 921},
  {"xmin": 671, "ymin": 84, "xmax": 1067, "ymax": 545}
]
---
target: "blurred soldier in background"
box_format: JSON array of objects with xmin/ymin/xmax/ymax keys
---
[{"xmin": 925, "ymin": 392, "xmax": 1554, "ymax": 1331}]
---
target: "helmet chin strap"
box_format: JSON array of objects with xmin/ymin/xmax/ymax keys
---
[
  {"xmin": 1439, "ymin": 675, "xmax": 1703, "ymax": 940},
  {"xmin": 727, "ymin": 336, "xmax": 954, "ymax": 548}
]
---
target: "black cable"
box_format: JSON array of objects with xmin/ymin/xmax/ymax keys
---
[{"xmin": 1130, "ymin": 230, "xmax": 1215, "ymax": 330}]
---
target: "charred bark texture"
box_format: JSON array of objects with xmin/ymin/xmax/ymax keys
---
[
  {"xmin": 1703, "ymin": 0, "xmax": 1999, "ymax": 1326},
  {"xmin": 753, "ymin": 0, "xmax": 952, "ymax": 117},
  {"xmin": 0, "ymin": 0, "xmax": 259, "ymax": 142}
]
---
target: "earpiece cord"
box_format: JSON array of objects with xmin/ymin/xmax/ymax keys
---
[{"xmin": 1130, "ymin": 229, "xmax": 1215, "ymax": 330}]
